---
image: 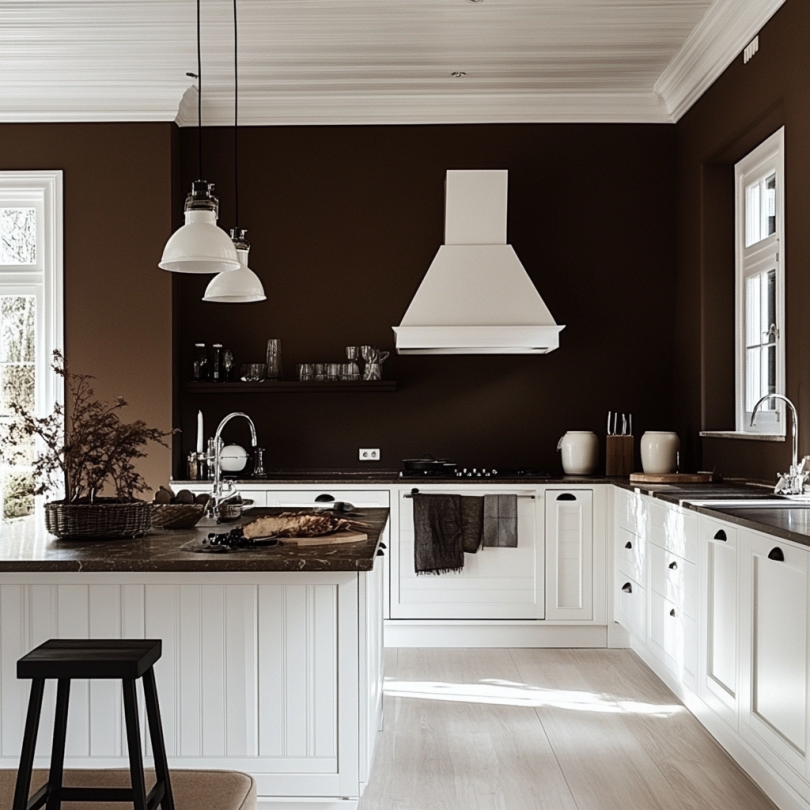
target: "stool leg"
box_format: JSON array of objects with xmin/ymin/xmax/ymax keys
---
[
  {"xmin": 13, "ymin": 678, "xmax": 45, "ymax": 810},
  {"xmin": 122, "ymin": 678, "xmax": 148, "ymax": 810},
  {"xmin": 142, "ymin": 668, "xmax": 175, "ymax": 810},
  {"xmin": 45, "ymin": 679, "xmax": 70, "ymax": 810}
]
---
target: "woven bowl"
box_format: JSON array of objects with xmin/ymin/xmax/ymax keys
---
[
  {"xmin": 150, "ymin": 503, "xmax": 206, "ymax": 530},
  {"xmin": 45, "ymin": 499, "xmax": 152, "ymax": 539}
]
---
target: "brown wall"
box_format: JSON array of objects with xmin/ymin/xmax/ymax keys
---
[
  {"xmin": 0, "ymin": 123, "xmax": 175, "ymax": 495},
  {"xmin": 176, "ymin": 124, "xmax": 677, "ymax": 473},
  {"xmin": 674, "ymin": 0, "xmax": 810, "ymax": 479}
]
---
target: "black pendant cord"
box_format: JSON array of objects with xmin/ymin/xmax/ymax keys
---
[
  {"xmin": 233, "ymin": 0, "xmax": 240, "ymax": 226},
  {"xmin": 197, "ymin": 0, "xmax": 203, "ymax": 180}
]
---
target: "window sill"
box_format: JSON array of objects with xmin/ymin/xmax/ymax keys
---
[{"xmin": 700, "ymin": 431, "xmax": 785, "ymax": 442}]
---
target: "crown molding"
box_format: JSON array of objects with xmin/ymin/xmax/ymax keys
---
[
  {"xmin": 175, "ymin": 85, "xmax": 671, "ymax": 127},
  {"xmin": 655, "ymin": 0, "xmax": 787, "ymax": 121}
]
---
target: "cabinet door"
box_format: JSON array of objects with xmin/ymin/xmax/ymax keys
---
[
  {"xmin": 740, "ymin": 531, "xmax": 810, "ymax": 777},
  {"xmin": 391, "ymin": 488, "xmax": 543, "ymax": 620},
  {"xmin": 615, "ymin": 575, "xmax": 645, "ymax": 640},
  {"xmin": 545, "ymin": 490, "xmax": 593, "ymax": 621},
  {"xmin": 698, "ymin": 519, "xmax": 739, "ymax": 729}
]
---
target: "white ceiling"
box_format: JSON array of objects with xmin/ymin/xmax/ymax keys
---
[{"xmin": 0, "ymin": 0, "xmax": 785, "ymax": 126}]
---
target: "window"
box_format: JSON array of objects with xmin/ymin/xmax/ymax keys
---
[
  {"xmin": 736, "ymin": 129, "xmax": 784, "ymax": 435},
  {"xmin": 0, "ymin": 172, "xmax": 63, "ymax": 519}
]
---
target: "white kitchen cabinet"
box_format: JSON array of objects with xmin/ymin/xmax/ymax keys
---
[
  {"xmin": 390, "ymin": 486, "xmax": 543, "ymax": 620},
  {"xmin": 698, "ymin": 516, "xmax": 740, "ymax": 729},
  {"xmin": 545, "ymin": 489, "xmax": 593, "ymax": 621},
  {"xmin": 615, "ymin": 574, "xmax": 645, "ymax": 640},
  {"xmin": 0, "ymin": 571, "xmax": 382, "ymax": 805},
  {"xmin": 739, "ymin": 529, "xmax": 810, "ymax": 779}
]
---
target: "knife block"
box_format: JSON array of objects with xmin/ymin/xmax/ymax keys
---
[{"xmin": 606, "ymin": 435, "xmax": 634, "ymax": 477}]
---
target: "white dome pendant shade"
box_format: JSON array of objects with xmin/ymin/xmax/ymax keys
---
[
  {"xmin": 203, "ymin": 228, "xmax": 266, "ymax": 303},
  {"xmin": 159, "ymin": 181, "xmax": 241, "ymax": 274}
]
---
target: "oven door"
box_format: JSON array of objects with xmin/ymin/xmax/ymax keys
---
[{"xmin": 390, "ymin": 486, "xmax": 544, "ymax": 620}]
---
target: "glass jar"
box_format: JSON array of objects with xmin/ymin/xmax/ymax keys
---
[{"xmin": 192, "ymin": 343, "xmax": 209, "ymax": 382}]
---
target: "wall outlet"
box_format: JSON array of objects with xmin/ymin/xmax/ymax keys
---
[{"xmin": 359, "ymin": 448, "xmax": 380, "ymax": 461}]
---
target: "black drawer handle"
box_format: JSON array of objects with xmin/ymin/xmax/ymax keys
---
[
  {"xmin": 714, "ymin": 530, "xmax": 727, "ymax": 541},
  {"xmin": 379, "ymin": 542, "xmax": 387, "ymax": 549},
  {"xmin": 625, "ymin": 541, "xmax": 632, "ymax": 549},
  {"xmin": 621, "ymin": 583, "xmax": 633, "ymax": 593},
  {"xmin": 376, "ymin": 549, "xmax": 385, "ymax": 557},
  {"xmin": 315, "ymin": 494, "xmax": 335, "ymax": 502},
  {"xmin": 668, "ymin": 561, "xmax": 678, "ymax": 570},
  {"xmin": 557, "ymin": 493, "xmax": 577, "ymax": 501},
  {"xmin": 768, "ymin": 547, "xmax": 785, "ymax": 562},
  {"xmin": 669, "ymin": 608, "xmax": 676, "ymax": 617}
]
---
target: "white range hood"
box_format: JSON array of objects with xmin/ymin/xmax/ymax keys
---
[{"xmin": 393, "ymin": 170, "xmax": 564, "ymax": 355}]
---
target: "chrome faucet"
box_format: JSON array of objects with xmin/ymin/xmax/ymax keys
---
[
  {"xmin": 206, "ymin": 411, "xmax": 258, "ymax": 520},
  {"xmin": 751, "ymin": 394, "xmax": 807, "ymax": 495}
]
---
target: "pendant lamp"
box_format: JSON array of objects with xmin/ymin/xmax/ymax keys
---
[
  {"xmin": 159, "ymin": 0, "xmax": 239, "ymax": 275},
  {"xmin": 203, "ymin": 0, "xmax": 267, "ymax": 303},
  {"xmin": 204, "ymin": 228, "xmax": 266, "ymax": 302}
]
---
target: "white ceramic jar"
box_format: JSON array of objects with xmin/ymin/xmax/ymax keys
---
[
  {"xmin": 557, "ymin": 431, "xmax": 599, "ymax": 475},
  {"xmin": 640, "ymin": 431, "xmax": 680, "ymax": 474}
]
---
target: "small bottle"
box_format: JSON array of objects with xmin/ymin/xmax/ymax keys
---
[
  {"xmin": 211, "ymin": 344, "xmax": 223, "ymax": 382},
  {"xmin": 222, "ymin": 349, "xmax": 235, "ymax": 382},
  {"xmin": 192, "ymin": 343, "xmax": 209, "ymax": 382},
  {"xmin": 187, "ymin": 451, "xmax": 199, "ymax": 480},
  {"xmin": 206, "ymin": 437, "xmax": 217, "ymax": 479}
]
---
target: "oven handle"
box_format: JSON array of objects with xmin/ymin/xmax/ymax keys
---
[{"xmin": 404, "ymin": 488, "xmax": 535, "ymax": 499}]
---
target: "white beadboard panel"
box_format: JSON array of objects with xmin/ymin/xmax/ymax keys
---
[
  {"xmin": 56, "ymin": 585, "xmax": 91, "ymax": 757},
  {"xmin": 144, "ymin": 585, "xmax": 180, "ymax": 757},
  {"xmin": 283, "ymin": 586, "xmax": 311, "ymax": 758},
  {"xmin": 200, "ymin": 585, "xmax": 227, "ymax": 757},
  {"xmin": 1, "ymin": 585, "xmax": 27, "ymax": 757},
  {"xmin": 88, "ymin": 585, "xmax": 123, "ymax": 758},
  {"xmin": 177, "ymin": 585, "xmax": 203, "ymax": 757},
  {"xmin": 258, "ymin": 585, "xmax": 285, "ymax": 758},
  {"xmin": 312, "ymin": 585, "xmax": 337, "ymax": 759},
  {"xmin": 224, "ymin": 584, "xmax": 258, "ymax": 758}
]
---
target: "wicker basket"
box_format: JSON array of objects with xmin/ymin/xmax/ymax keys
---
[
  {"xmin": 44, "ymin": 499, "xmax": 152, "ymax": 539},
  {"xmin": 151, "ymin": 503, "xmax": 206, "ymax": 530}
]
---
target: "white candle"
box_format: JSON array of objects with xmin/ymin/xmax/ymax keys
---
[{"xmin": 196, "ymin": 410, "xmax": 204, "ymax": 455}]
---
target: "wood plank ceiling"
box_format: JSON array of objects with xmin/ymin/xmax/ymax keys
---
[{"xmin": 0, "ymin": 0, "xmax": 786, "ymax": 125}]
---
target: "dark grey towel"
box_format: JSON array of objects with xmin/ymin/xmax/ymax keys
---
[
  {"xmin": 413, "ymin": 494, "xmax": 464, "ymax": 575},
  {"xmin": 482, "ymin": 494, "xmax": 518, "ymax": 548},
  {"xmin": 460, "ymin": 496, "xmax": 484, "ymax": 553}
]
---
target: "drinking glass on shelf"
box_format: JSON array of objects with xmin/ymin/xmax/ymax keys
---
[
  {"xmin": 314, "ymin": 364, "xmax": 326, "ymax": 381},
  {"xmin": 241, "ymin": 363, "xmax": 267, "ymax": 382},
  {"xmin": 327, "ymin": 363, "xmax": 341, "ymax": 381},
  {"xmin": 297, "ymin": 363, "xmax": 314, "ymax": 381},
  {"xmin": 265, "ymin": 338, "xmax": 283, "ymax": 381},
  {"xmin": 346, "ymin": 347, "xmax": 361, "ymax": 380},
  {"xmin": 340, "ymin": 363, "xmax": 356, "ymax": 381}
]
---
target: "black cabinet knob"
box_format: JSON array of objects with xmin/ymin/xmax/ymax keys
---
[
  {"xmin": 714, "ymin": 529, "xmax": 727, "ymax": 542},
  {"xmin": 768, "ymin": 547, "xmax": 785, "ymax": 562},
  {"xmin": 668, "ymin": 561, "xmax": 678, "ymax": 570},
  {"xmin": 557, "ymin": 493, "xmax": 576, "ymax": 501},
  {"xmin": 379, "ymin": 542, "xmax": 387, "ymax": 549},
  {"xmin": 669, "ymin": 608, "xmax": 676, "ymax": 617},
  {"xmin": 625, "ymin": 541, "xmax": 632, "ymax": 549},
  {"xmin": 315, "ymin": 494, "xmax": 335, "ymax": 502},
  {"xmin": 376, "ymin": 549, "xmax": 385, "ymax": 557},
  {"xmin": 621, "ymin": 583, "xmax": 633, "ymax": 593}
]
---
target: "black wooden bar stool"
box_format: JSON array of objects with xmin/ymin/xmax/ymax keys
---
[{"xmin": 12, "ymin": 639, "xmax": 175, "ymax": 810}]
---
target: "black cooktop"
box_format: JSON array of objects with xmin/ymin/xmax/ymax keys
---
[{"xmin": 399, "ymin": 467, "xmax": 551, "ymax": 480}]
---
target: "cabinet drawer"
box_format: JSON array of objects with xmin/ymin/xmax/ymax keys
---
[
  {"xmin": 648, "ymin": 500, "xmax": 697, "ymax": 563},
  {"xmin": 615, "ymin": 488, "xmax": 647, "ymax": 536},
  {"xmin": 649, "ymin": 589, "xmax": 696, "ymax": 683},
  {"xmin": 649, "ymin": 543, "xmax": 696, "ymax": 618},
  {"xmin": 615, "ymin": 575, "xmax": 645, "ymax": 640},
  {"xmin": 267, "ymin": 490, "xmax": 390, "ymax": 507},
  {"xmin": 616, "ymin": 526, "xmax": 646, "ymax": 584}
]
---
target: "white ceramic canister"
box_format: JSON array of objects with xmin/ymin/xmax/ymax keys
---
[
  {"xmin": 640, "ymin": 431, "xmax": 680, "ymax": 474},
  {"xmin": 557, "ymin": 431, "xmax": 599, "ymax": 475}
]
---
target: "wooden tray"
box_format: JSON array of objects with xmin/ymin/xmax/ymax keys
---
[
  {"xmin": 278, "ymin": 530, "xmax": 368, "ymax": 546},
  {"xmin": 629, "ymin": 472, "xmax": 713, "ymax": 484}
]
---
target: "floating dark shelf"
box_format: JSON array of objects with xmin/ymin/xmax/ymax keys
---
[{"xmin": 186, "ymin": 381, "xmax": 397, "ymax": 393}]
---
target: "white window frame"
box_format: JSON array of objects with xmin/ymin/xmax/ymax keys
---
[
  {"xmin": 0, "ymin": 171, "xmax": 64, "ymax": 511},
  {"xmin": 735, "ymin": 129, "xmax": 785, "ymax": 435}
]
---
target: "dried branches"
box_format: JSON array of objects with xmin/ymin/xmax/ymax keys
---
[{"xmin": 0, "ymin": 351, "xmax": 172, "ymax": 503}]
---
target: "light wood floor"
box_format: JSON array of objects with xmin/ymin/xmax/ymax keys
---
[{"xmin": 359, "ymin": 648, "xmax": 777, "ymax": 810}]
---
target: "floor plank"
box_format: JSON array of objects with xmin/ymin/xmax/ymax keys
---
[{"xmin": 361, "ymin": 648, "xmax": 778, "ymax": 810}]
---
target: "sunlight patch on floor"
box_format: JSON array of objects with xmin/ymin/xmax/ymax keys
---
[{"xmin": 383, "ymin": 677, "xmax": 684, "ymax": 716}]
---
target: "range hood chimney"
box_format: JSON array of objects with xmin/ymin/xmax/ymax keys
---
[{"xmin": 393, "ymin": 170, "xmax": 564, "ymax": 354}]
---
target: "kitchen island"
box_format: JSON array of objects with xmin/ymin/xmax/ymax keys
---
[{"xmin": 0, "ymin": 508, "xmax": 389, "ymax": 810}]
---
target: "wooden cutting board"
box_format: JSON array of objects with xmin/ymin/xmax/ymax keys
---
[
  {"xmin": 629, "ymin": 472, "xmax": 713, "ymax": 484},
  {"xmin": 279, "ymin": 530, "xmax": 368, "ymax": 546}
]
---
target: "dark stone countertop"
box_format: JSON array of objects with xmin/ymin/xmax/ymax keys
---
[
  {"xmin": 0, "ymin": 508, "xmax": 389, "ymax": 573},
  {"xmin": 614, "ymin": 479, "xmax": 810, "ymax": 548},
  {"xmin": 173, "ymin": 470, "xmax": 628, "ymax": 486}
]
